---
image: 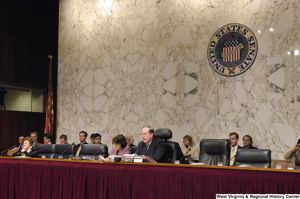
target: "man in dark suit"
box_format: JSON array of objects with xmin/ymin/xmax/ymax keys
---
[
  {"xmin": 135, "ymin": 126, "xmax": 166, "ymax": 163},
  {"xmin": 229, "ymin": 132, "xmax": 242, "ymax": 166},
  {"xmin": 74, "ymin": 131, "xmax": 88, "ymax": 156},
  {"xmin": 242, "ymin": 135, "xmax": 258, "ymax": 149},
  {"xmin": 12, "ymin": 135, "xmax": 25, "ymax": 151},
  {"xmin": 30, "ymin": 131, "xmax": 41, "ymax": 148}
]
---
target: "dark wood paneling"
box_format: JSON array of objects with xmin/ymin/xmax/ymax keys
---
[
  {"xmin": 15, "ymin": 35, "xmax": 29, "ymax": 84},
  {"xmin": 0, "ymin": 110, "xmax": 47, "ymax": 150},
  {"xmin": 0, "ymin": 110, "xmax": 27, "ymax": 150},
  {"xmin": 0, "ymin": 0, "xmax": 58, "ymax": 140},
  {"xmin": 2, "ymin": 33, "xmax": 15, "ymax": 82},
  {"xmin": 0, "ymin": 0, "xmax": 58, "ymax": 90},
  {"xmin": 26, "ymin": 111, "xmax": 46, "ymax": 144}
]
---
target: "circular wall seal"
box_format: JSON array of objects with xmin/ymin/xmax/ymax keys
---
[{"xmin": 207, "ymin": 23, "xmax": 258, "ymax": 77}]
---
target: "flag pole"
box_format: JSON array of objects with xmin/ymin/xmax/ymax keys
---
[{"xmin": 45, "ymin": 55, "xmax": 54, "ymax": 135}]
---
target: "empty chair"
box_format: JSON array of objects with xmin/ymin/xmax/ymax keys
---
[
  {"xmin": 79, "ymin": 144, "xmax": 108, "ymax": 160},
  {"xmin": 54, "ymin": 144, "xmax": 75, "ymax": 159},
  {"xmin": 35, "ymin": 144, "xmax": 56, "ymax": 159},
  {"xmin": 234, "ymin": 149, "xmax": 271, "ymax": 168},
  {"xmin": 154, "ymin": 128, "xmax": 183, "ymax": 163},
  {"xmin": 199, "ymin": 139, "xmax": 230, "ymax": 166}
]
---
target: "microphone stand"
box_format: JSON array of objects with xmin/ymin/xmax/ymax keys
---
[
  {"xmin": 180, "ymin": 148, "xmax": 191, "ymax": 164},
  {"xmin": 1, "ymin": 145, "xmax": 16, "ymax": 156},
  {"xmin": 60, "ymin": 143, "xmax": 74, "ymax": 155}
]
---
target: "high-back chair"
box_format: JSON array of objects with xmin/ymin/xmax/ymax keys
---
[
  {"xmin": 54, "ymin": 144, "xmax": 75, "ymax": 159},
  {"xmin": 234, "ymin": 149, "xmax": 271, "ymax": 168},
  {"xmin": 79, "ymin": 144, "xmax": 108, "ymax": 160},
  {"xmin": 35, "ymin": 144, "xmax": 56, "ymax": 159},
  {"xmin": 154, "ymin": 128, "xmax": 182, "ymax": 163},
  {"xmin": 199, "ymin": 139, "xmax": 230, "ymax": 166}
]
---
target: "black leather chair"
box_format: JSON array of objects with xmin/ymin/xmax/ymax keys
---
[
  {"xmin": 199, "ymin": 139, "xmax": 230, "ymax": 166},
  {"xmin": 234, "ymin": 149, "xmax": 271, "ymax": 168},
  {"xmin": 35, "ymin": 144, "xmax": 56, "ymax": 159},
  {"xmin": 295, "ymin": 153, "xmax": 300, "ymax": 170},
  {"xmin": 79, "ymin": 144, "xmax": 108, "ymax": 160},
  {"xmin": 54, "ymin": 144, "xmax": 75, "ymax": 159},
  {"xmin": 131, "ymin": 145, "xmax": 137, "ymax": 154},
  {"xmin": 154, "ymin": 128, "xmax": 183, "ymax": 163}
]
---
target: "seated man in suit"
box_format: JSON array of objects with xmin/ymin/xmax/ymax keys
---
[
  {"xmin": 59, "ymin": 134, "xmax": 68, "ymax": 144},
  {"xmin": 229, "ymin": 132, "xmax": 242, "ymax": 166},
  {"xmin": 30, "ymin": 131, "xmax": 41, "ymax": 148},
  {"xmin": 12, "ymin": 135, "xmax": 25, "ymax": 151},
  {"xmin": 135, "ymin": 126, "xmax": 166, "ymax": 163},
  {"xmin": 94, "ymin": 133, "xmax": 102, "ymax": 144},
  {"xmin": 242, "ymin": 135, "xmax": 258, "ymax": 149},
  {"xmin": 74, "ymin": 131, "xmax": 88, "ymax": 156},
  {"xmin": 90, "ymin": 133, "xmax": 96, "ymax": 144}
]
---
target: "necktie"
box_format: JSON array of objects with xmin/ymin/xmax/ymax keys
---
[
  {"xmin": 76, "ymin": 145, "xmax": 81, "ymax": 157},
  {"xmin": 147, "ymin": 144, "xmax": 149, "ymax": 151},
  {"xmin": 230, "ymin": 148, "xmax": 235, "ymax": 166}
]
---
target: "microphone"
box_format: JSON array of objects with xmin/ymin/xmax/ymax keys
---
[
  {"xmin": 1, "ymin": 145, "xmax": 16, "ymax": 156},
  {"xmin": 134, "ymin": 143, "xmax": 142, "ymax": 155},
  {"xmin": 34, "ymin": 148, "xmax": 47, "ymax": 154},
  {"xmin": 60, "ymin": 143, "xmax": 74, "ymax": 155},
  {"xmin": 92, "ymin": 146, "xmax": 104, "ymax": 155},
  {"xmin": 180, "ymin": 148, "xmax": 191, "ymax": 164}
]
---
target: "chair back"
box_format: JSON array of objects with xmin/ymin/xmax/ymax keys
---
[
  {"xmin": 199, "ymin": 139, "xmax": 230, "ymax": 166},
  {"xmin": 294, "ymin": 153, "xmax": 300, "ymax": 170},
  {"xmin": 154, "ymin": 128, "xmax": 179, "ymax": 163},
  {"xmin": 35, "ymin": 144, "xmax": 56, "ymax": 159},
  {"xmin": 234, "ymin": 149, "xmax": 271, "ymax": 168},
  {"xmin": 80, "ymin": 144, "xmax": 108, "ymax": 160},
  {"xmin": 154, "ymin": 128, "xmax": 172, "ymax": 140},
  {"xmin": 54, "ymin": 144, "xmax": 75, "ymax": 159},
  {"xmin": 131, "ymin": 145, "xmax": 137, "ymax": 154}
]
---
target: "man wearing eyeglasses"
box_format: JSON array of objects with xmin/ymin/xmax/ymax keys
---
[{"xmin": 135, "ymin": 126, "xmax": 166, "ymax": 163}]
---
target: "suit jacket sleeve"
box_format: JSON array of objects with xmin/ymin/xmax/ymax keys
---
[
  {"xmin": 12, "ymin": 149, "xmax": 22, "ymax": 157},
  {"xmin": 148, "ymin": 138, "xmax": 165, "ymax": 162},
  {"xmin": 176, "ymin": 143, "xmax": 184, "ymax": 160},
  {"xmin": 135, "ymin": 142, "xmax": 143, "ymax": 155}
]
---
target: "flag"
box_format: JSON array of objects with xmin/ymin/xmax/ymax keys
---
[
  {"xmin": 222, "ymin": 32, "xmax": 242, "ymax": 63},
  {"xmin": 44, "ymin": 55, "xmax": 54, "ymax": 134}
]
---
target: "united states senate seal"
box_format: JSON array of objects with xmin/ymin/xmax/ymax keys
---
[{"xmin": 207, "ymin": 23, "xmax": 258, "ymax": 77}]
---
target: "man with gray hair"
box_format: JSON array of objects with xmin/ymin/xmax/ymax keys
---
[{"xmin": 135, "ymin": 126, "xmax": 166, "ymax": 163}]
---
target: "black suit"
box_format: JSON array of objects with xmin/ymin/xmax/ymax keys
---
[
  {"xmin": 243, "ymin": 145, "xmax": 258, "ymax": 149},
  {"xmin": 74, "ymin": 141, "xmax": 88, "ymax": 155},
  {"xmin": 136, "ymin": 136, "xmax": 166, "ymax": 163}
]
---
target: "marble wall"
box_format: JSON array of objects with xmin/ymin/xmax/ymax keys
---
[{"xmin": 58, "ymin": 0, "xmax": 300, "ymax": 159}]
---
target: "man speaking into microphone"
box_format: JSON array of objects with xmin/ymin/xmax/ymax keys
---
[{"xmin": 135, "ymin": 126, "xmax": 166, "ymax": 163}]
